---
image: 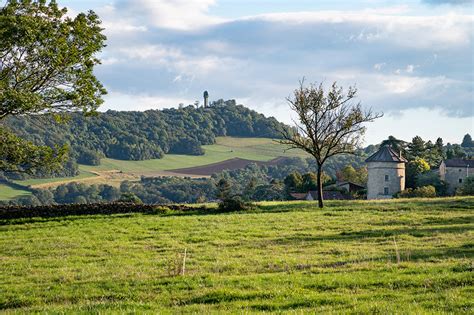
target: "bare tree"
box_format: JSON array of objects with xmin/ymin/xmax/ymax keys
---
[{"xmin": 280, "ymin": 80, "xmax": 383, "ymax": 208}]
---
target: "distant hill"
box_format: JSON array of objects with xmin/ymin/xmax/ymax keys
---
[{"xmin": 3, "ymin": 102, "xmax": 289, "ymax": 179}]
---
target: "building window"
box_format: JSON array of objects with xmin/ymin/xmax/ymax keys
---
[
  {"xmin": 384, "ymin": 187, "xmax": 389, "ymax": 195},
  {"xmin": 385, "ymin": 175, "xmax": 389, "ymax": 182},
  {"xmin": 459, "ymin": 178, "xmax": 463, "ymax": 183}
]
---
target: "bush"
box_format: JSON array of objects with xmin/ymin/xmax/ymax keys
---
[
  {"xmin": 218, "ymin": 196, "xmax": 252, "ymax": 212},
  {"xmin": 119, "ymin": 192, "xmax": 143, "ymax": 204},
  {"xmin": 397, "ymin": 185, "xmax": 436, "ymax": 198}
]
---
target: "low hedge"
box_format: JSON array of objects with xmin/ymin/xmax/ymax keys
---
[{"xmin": 0, "ymin": 202, "xmax": 207, "ymax": 220}]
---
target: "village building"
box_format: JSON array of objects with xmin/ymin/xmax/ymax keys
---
[
  {"xmin": 439, "ymin": 159, "xmax": 473, "ymax": 194},
  {"xmin": 334, "ymin": 181, "xmax": 365, "ymax": 194},
  {"xmin": 366, "ymin": 145, "xmax": 407, "ymax": 199}
]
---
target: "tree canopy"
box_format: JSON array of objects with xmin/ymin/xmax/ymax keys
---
[{"xmin": 0, "ymin": 0, "xmax": 106, "ymax": 174}]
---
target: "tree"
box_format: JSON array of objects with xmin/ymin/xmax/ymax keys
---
[
  {"xmin": 446, "ymin": 144, "xmax": 466, "ymax": 159},
  {"xmin": 0, "ymin": 0, "xmax": 106, "ymax": 173},
  {"xmin": 302, "ymin": 172, "xmax": 318, "ymax": 191},
  {"xmin": 380, "ymin": 136, "xmax": 406, "ymax": 154},
  {"xmin": 284, "ymin": 171, "xmax": 303, "ymax": 193},
  {"xmin": 337, "ymin": 165, "xmax": 368, "ymax": 186},
  {"xmin": 280, "ymin": 81, "xmax": 382, "ymax": 207},
  {"xmin": 461, "ymin": 134, "xmax": 473, "ymax": 148},
  {"xmin": 406, "ymin": 158, "xmax": 430, "ymax": 188},
  {"xmin": 407, "ymin": 136, "xmax": 427, "ymax": 160},
  {"xmin": 216, "ymin": 178, "xmax": 231, "ymax": 200}
]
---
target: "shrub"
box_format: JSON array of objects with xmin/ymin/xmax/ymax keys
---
[
  {"xmin": 218, "ymin": 196, "xmax": 252, "ymax": 212},
  {"xmin": 397, "ymin": 185, "xmax": 436, "ymax": 198},
  {"xmin": 119, "ymin": 193, "xmax": 143, "ymax": 204}
]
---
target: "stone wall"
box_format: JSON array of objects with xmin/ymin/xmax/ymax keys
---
[{"xmin": 367, "ymin": 162, "xmax": 405, "ymax": 199}]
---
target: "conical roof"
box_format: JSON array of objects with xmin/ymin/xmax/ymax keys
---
[{"xmin": 365, "ymin": 145, "xmax": 407, "ymax": 163}]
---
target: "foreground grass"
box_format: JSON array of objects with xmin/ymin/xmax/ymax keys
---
[{"xmin": 1, "ymin": 197, "xmax": 473, "ymax": 313}]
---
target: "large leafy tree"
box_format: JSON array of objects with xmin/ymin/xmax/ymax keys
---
[
  {"xmin": 0, "ymin": 0, "xmax": 106, "ymax": 174},
  {"xmin": 280, "ymin": 81, "xmax": 382, "ymax": 208}
]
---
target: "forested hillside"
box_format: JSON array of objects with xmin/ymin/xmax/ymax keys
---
[{"xmin": 3, "ymin": 102, "xmax": 287, "ymax": 178}]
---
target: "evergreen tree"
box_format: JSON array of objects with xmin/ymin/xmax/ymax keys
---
[{"xmin": 461, "ymin": 134, "xmax": 473, "ymax": 148}]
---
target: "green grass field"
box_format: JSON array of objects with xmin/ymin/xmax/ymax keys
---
[
  {"xmin": 0, "ymin": 184, "xmax": 31, "ymax": 200},
  {"xmin": 80, "ymin": 136, "xmax": 307, "ymax": 173},
  {"xmin": 1, "ymin": 198, "xmax": 472, "ymax": 313},
  {"xmin": 1, "ymin": 137, "xmax": 307, "ymax": 199}
]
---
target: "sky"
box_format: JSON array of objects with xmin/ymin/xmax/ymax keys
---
[{"xmin": 63, "ymin": 0, "xmax": 473, "ymax": 145}]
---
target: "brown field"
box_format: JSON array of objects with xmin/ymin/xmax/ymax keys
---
[{"xmin": 171, "ymin": 157, "xmax": 288, "ymax": 176}]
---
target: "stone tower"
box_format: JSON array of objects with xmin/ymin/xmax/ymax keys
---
[
  {"xmin": 366, "ymin": 145, "xmax": 407, "ymax": 199},
  {"xmin": 203, "ymin": 90, "xmax": 209, "ymax": 107}
]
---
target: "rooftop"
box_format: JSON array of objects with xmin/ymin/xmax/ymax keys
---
[
  {"xmin": 365, "ymin": 145, "xmax": 408, "ymax": 163},
  {"xmin": 444, "ymin": 159, "xmax": 473, "ymax": 168}
]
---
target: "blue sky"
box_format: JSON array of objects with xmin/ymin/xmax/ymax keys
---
[{"xmin": 64, "ymin": 0, "xmax": 473, "ymax": 144}]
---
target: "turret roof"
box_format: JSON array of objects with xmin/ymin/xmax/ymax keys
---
[{"xmin": 365, "ymin": 145, "xmax": 408, "ymax": 163}]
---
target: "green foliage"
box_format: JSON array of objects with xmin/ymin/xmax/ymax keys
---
[
  {"xmin": 456, "ymin": 176, "xmax": 474, "ymax": 196},
  {"xmin": 217, "ymin": 196, "xmax": 252, "ymax": 212},
  {"xmin": 336, "ymin": 165, "xmax": 368, "ymax": 186},
  {"xmin": 461, "ymin": 134, "xmax": 473, "ymax": 148},
  {"xmin": 216, "ymin": 178, "xmax": 232, "ymax": 200},
  {"xmin": 283, "ymin": 171, "xmax": 303, "ymax": 192},
  {"xmin": 446, "ymin": 144, "xmax": 468, "ymax": 159},
  {"xmin": 283, "ymin": 170, "xmax": 332, "ymax": 194},
  {"xmin": 4, "ymin": 104, "xmax": 288, "ymax": 168},
  {"xmin": 0, "ymin": 127, "xmax": 67, "ymax": 174},
  {"xmin": 75, "ymin": 146, "xmax": 102, "ymax": 166},
  {"xmin": 0, "ymin": 0, "xmax": 106, "ymax": 174},
  {"xmin": 397, "ymin": 185, "xmax": 436, "ymax": 198},
  {"xmin": 0, "ymin": 198, "xmax": 472, "ymax": 313},
  {"xmin": 302, "ymin": 172, "xmax": 318, "ymax": 191},
  {"xmin": 406, "ymin": 158, "xmax": 430, "ymax": 189},
  {"xmin": 0, "ymin": 0, "xmax": 106, "ymax": 119},
  {"xmin": 380, "ymin": 135, "xmax": 407, "ymax": 154},
  {"xmin": 118, "ymin": 192, "xmax": 143, "ymax": 204},
  {"xmin": 416, "ymin": 171, "xmax": 449, "ymax": 196}
]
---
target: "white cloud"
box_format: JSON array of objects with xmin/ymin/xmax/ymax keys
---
[
  {"xmin": 102, "ymin": 90, "xmax": 194, "ymax": 111},
  {"xmin": 117, "ymin": 0, "xmax": 224, "ymax": 30},
  {"xmin": 245, "ymin": 11, "xmax": 473, "ymax": 49}
]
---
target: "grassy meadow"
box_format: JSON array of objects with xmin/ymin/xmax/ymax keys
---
[
  {"xmin": 1, "ymin": 197, "xmax": 473, "ymax": 313},
  {"xmin": 0, "ymin": 185, "xmax": 31, "ymax": 201}
]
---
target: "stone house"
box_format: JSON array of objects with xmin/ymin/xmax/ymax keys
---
[
  {"xmin": 366, "ymin": 145, "xmax": 407, "ymax": 199},
  {"xmin": 439, "ymin": 159, "xmax": 473, "ymax": 194}
]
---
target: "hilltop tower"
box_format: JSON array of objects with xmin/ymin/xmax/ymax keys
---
[
  {"xmin": 366, "ymin": 145, "xmax": 407, "ymax": 199},
  {"xmin": 203, "ymin": 90, "xmax": 209, "ymax": 107}
]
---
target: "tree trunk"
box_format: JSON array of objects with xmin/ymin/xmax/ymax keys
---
[{"xmin": 316, "ymin": 165, "xmax": 324, "ymax": 208}]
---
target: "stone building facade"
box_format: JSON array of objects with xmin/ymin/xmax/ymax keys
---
[
  {"xmin": 366, "ymin": 145, "xmax": 407, "ymax": 199},
  {"xmin": 439, "ymin": 159, "xmax": 473, "ymax": 194}
]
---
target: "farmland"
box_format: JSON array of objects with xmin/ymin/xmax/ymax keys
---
[
  {"xmin": 1, "ymin": 197, "xmax": 473, "ymax": 313},
  {"xmin": 0, "ymin": 137, "xmax": 306, "ymax": 200},
  {"xmin": 1, "ymin": 137, "xmax": 306, "ymax": 198}
]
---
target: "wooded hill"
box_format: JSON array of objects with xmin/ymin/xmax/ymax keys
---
[{"xmin": 3, "ymin": 102, "xmax": 287, "ymax": 171}]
